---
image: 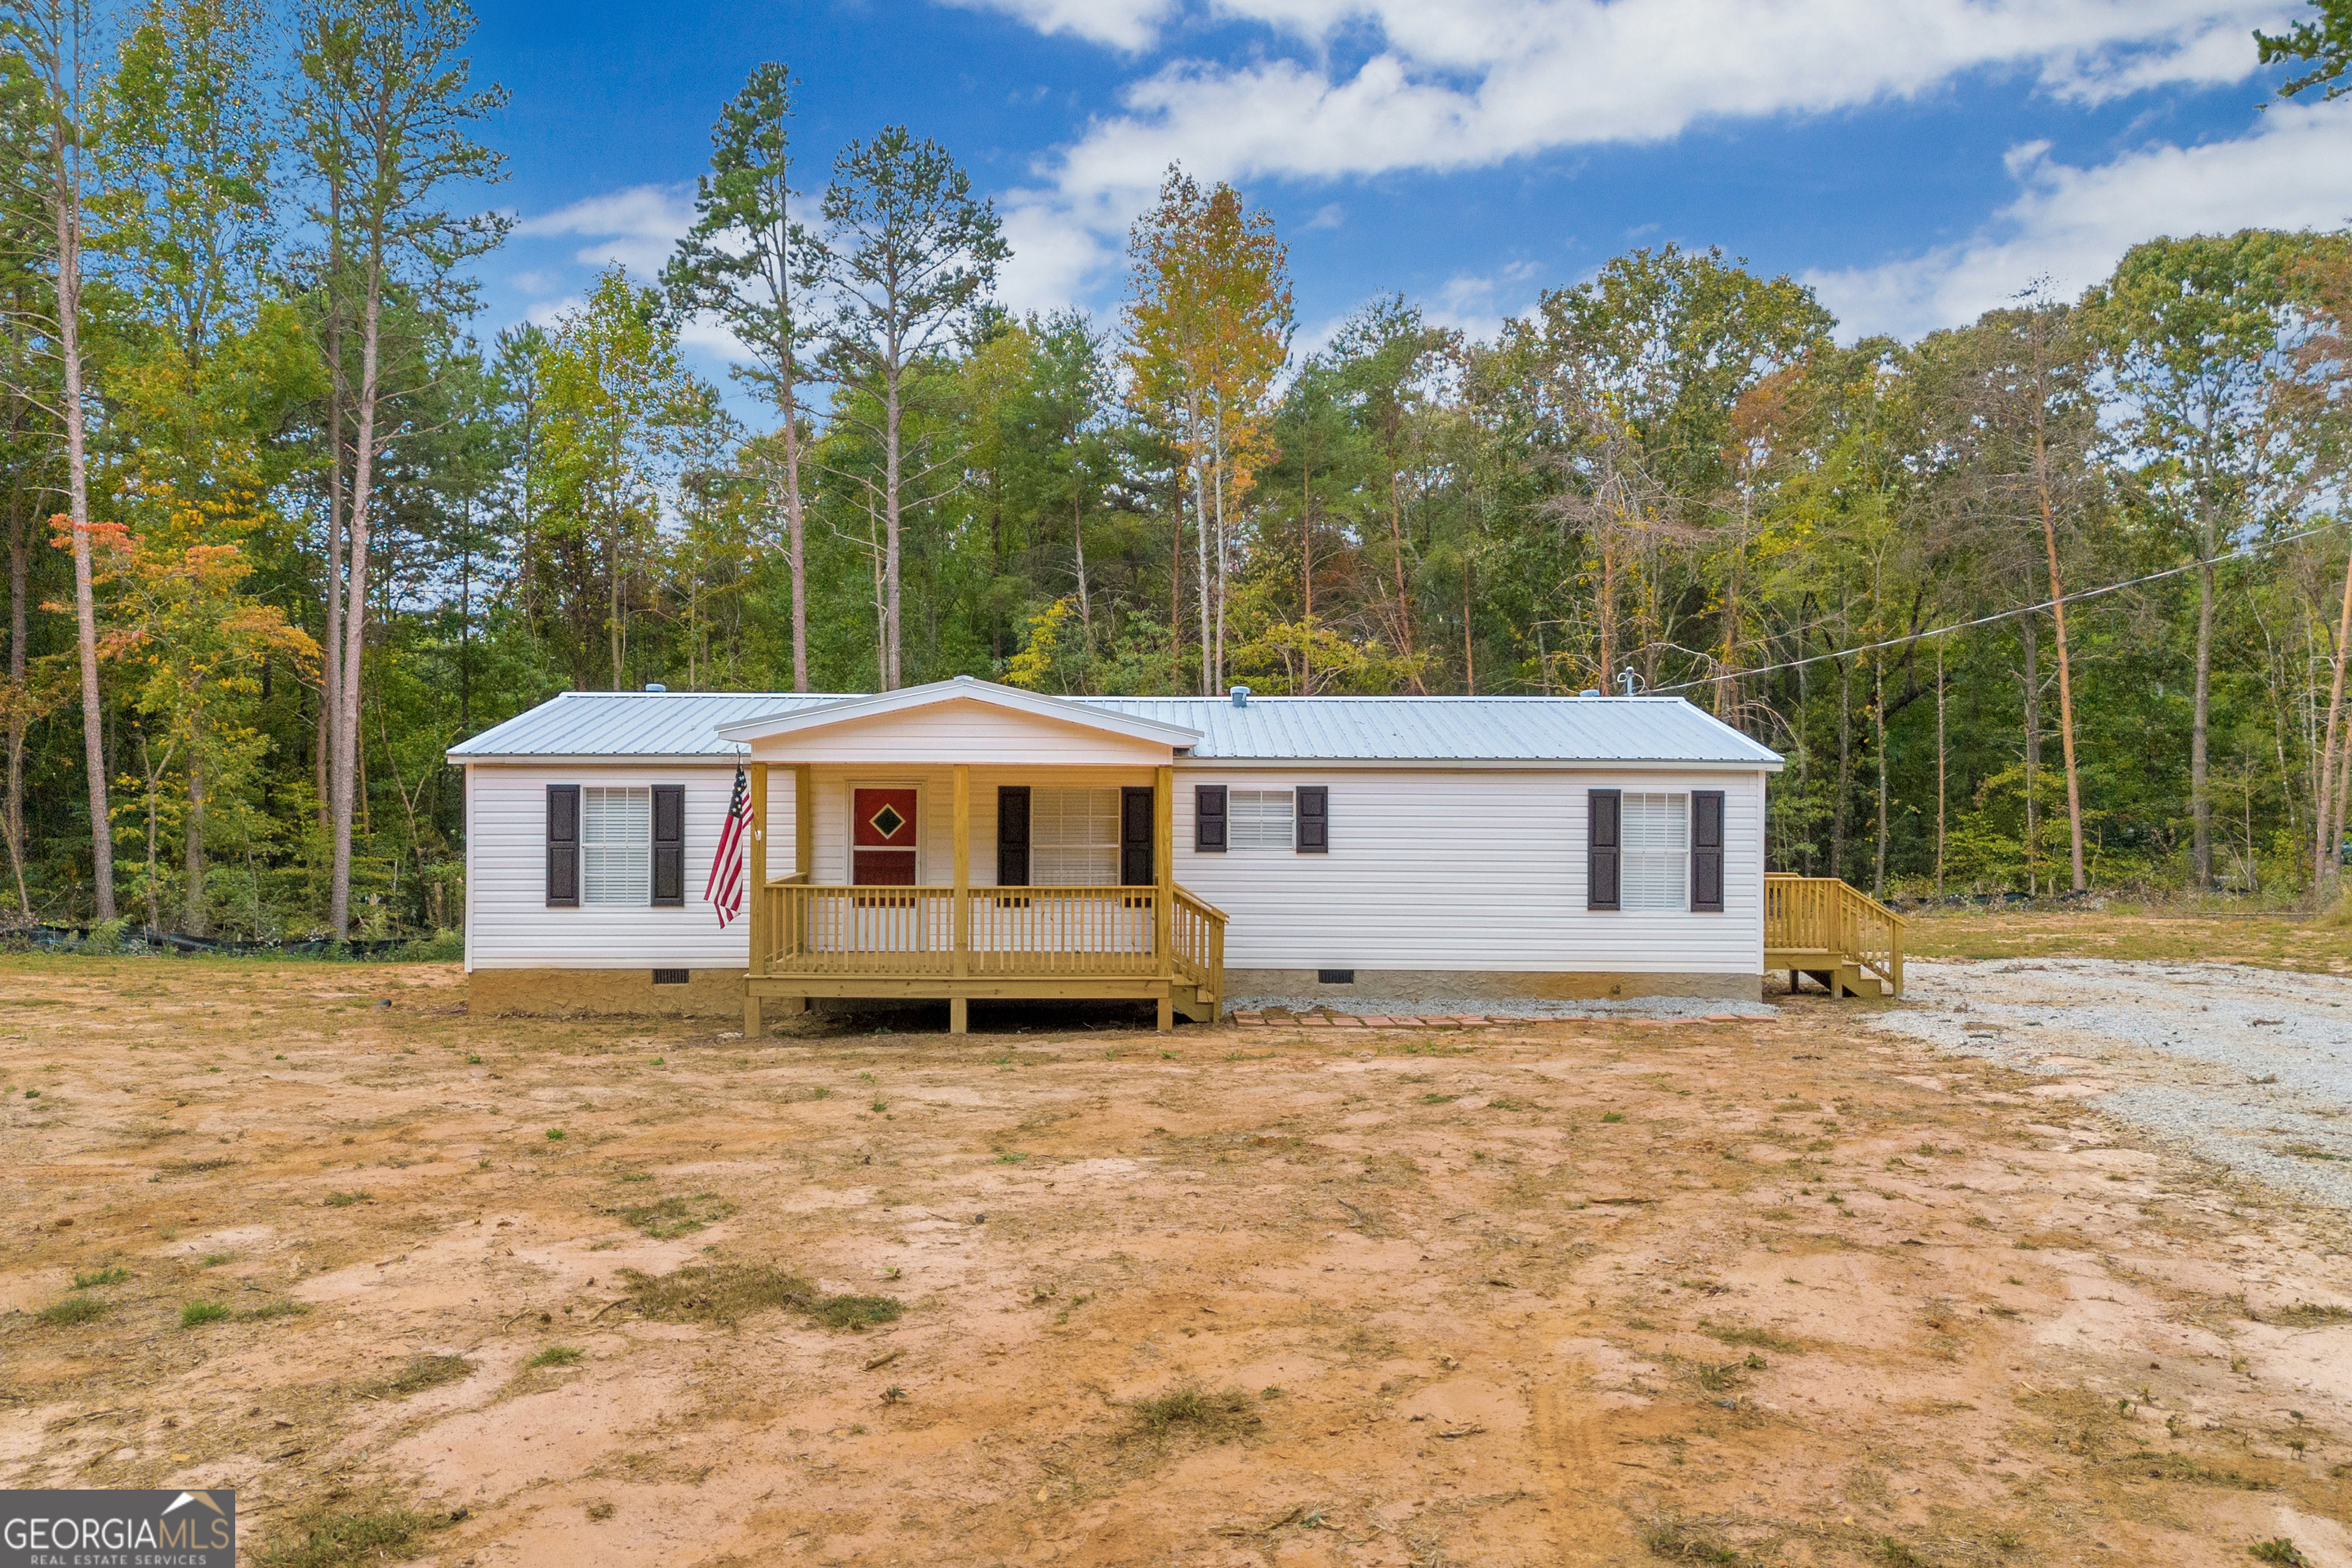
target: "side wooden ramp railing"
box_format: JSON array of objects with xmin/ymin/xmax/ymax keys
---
[{"xmin": 1764, "ymin": 875, "xmax": 1904, "ymax": 998}]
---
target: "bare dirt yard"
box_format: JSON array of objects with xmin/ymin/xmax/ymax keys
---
[{"xmin": 3, "ymin": 951, "xmax": 2351, "ymax": 1568}]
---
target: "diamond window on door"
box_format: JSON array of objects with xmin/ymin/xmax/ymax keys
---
[{"xmin": 868, "ymin": 802, "xmax": 906, "ymax": 839}]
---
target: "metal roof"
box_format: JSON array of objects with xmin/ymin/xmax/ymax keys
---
[
  {"xmin": 449, "ymin": 688, "xmax": 1781, "ymax": 768},
  {"xmin": 1085, "ymin": 695, "xmax": 1782, "ymax": 765},
  {"xmin": 447, "ymin": 692, "xmax": 838, "ymax": 760}
]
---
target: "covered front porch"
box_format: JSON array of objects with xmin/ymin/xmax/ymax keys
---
[{"xmin": 726, "ymin": 682, "xmax": 1227, "ymax": 1035}]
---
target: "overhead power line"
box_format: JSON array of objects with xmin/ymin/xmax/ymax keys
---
[{"xmin": 1650, "ymin": 516, "xmax": 2350, "ymax": 695}]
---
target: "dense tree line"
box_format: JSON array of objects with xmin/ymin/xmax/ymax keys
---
[{"xmin": 3, "ymin": 0, "xmax": 2352, "ymax": 939}]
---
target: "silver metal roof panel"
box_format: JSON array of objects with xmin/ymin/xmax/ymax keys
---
[{"xmin": 449, "ymin": 689, "xmax": 1780, "ymax": 767}]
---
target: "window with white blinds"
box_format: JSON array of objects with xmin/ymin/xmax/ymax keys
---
[
  {"xmin": 1030, "ymin": 787, "xmax": 1121, "ymax": 885},
  {"xmin": 1228, "ymin": 788, "xmax": 1295, "ymax": 850},
  {"xmin": 581, "ymin": 786, "xmax": 651, "ymax": 905},
  {"xmin": 1619, "ymin": 792, "xmax": 1688, "ymax": 911}
]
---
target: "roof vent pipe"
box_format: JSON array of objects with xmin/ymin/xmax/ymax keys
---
[
  {"xmin": 1230, "ymin": 685, "xmax": 1250, "ymax": 708},
  {"xmin": 644, "ymin": 683, "xmax": 666, "ymax": 693}
]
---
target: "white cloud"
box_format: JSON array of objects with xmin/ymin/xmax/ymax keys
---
[
  {"xmin": 512, "ymin": 185, "xmax": 696, "ymax": 277},
  {"xmin": 940, "ymin": 0, "xmax": 1174, "ymax": 49},
  {"xmin": 1808, "ymin": 97, "xmax": 2352, "ymax": 341},
  {"xmin": 985, "ymin": 0, "xmax": 2287, "ymax": 307}
]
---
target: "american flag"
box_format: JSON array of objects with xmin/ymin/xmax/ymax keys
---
[{"xmin": 706, "ymin": 764, "xmax": 751, "ymax": 929}]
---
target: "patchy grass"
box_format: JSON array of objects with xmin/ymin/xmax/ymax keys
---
[
  {"xmin": 179, "ymin": 1300, "xmax": 230, "ymax": 1329},
  {"xmin": 1702, "ymin": 1324, "xmax": 1804, "ymax": 1354},
  {"xmin": 1125, "ymin": 1382, "xmax": 1263, "ymax": 1444},
  {"xmin": 37, "ymin": 1296, "xmax": 107, "ymax": 1327},
  {"xmin": 322, "ymin": 1189, "xmax": 369, "ymax": 1208},
  {"xmin": 617, "ymin": 1263, "xmax": 902, "ymax": 1330},
  {"xmin": 1641, "ymin": 1518, "xmax": 1741, "ymax": 1563},
  {"xmin": 71, "ymin": 1266, "xmax": 130, "ymax": 1289},
  {"xmin": 240, "ymin": 1299, "xmax": 311, "ymax": 1322},
  {"xmin": 2258, "ymin": 1303, "xmax": 2352, "ymax": 1328},
  {"xmin": 528, "ymin": 1345, "xmax": 585, "ymax": 1368},
  {"xmin": 254, "ymin": 1506, "xmax": 443, "ymax": 1568},
  {"xmin": 612, "ymin": 1192, "xmax": 737, "ymax": 1239},
  {"xmin": 2250, "ymin": 1543, "xmax": 2310, "ymax": 1567},
  {"xmin": 1898, "ymin": 907, "xmax": 2343, "ymax": 970},
  {"xmin": 363, "ymin": 1354, "xmax": 474, "ymax": 1398}
]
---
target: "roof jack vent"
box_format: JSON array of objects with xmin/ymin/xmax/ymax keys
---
[
  {"xmin": 644, "ymin": 682, "xmax": 667, "ymax": 693},
  {"xmin": 1579, "ymin": 688, "xmax": 1601, "ymax": 697},
  {"xmin": 1230, "ymin": 684, "xmax": 1250, "ymax": 708}
]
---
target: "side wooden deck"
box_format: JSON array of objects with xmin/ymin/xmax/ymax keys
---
[{"xmin": 1765, "ymin": 875, "xmax": 1904, "ymax": 998}]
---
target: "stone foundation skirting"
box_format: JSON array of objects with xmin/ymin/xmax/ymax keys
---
[
  {"xmin": 1223, "ymin": 969, "xmax": 1762, "ymax": 1004},
  {"xmin": 467, "ymin": 967, "xmax": 746, "ymax": 1018}
]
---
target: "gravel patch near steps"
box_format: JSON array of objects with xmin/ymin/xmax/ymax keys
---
[
  {"xmin": 1869, "ymin": 958, "xmax": 2352, "ymax": 1209},
  {"xmin": 1227, "ymin": 993, "xmax": 1779, "ymax": 1021}
]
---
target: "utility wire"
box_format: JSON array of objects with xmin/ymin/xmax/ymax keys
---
[{"xmin": 1650, "ymin": 515, "xmax": 2350, "ymax": 694}]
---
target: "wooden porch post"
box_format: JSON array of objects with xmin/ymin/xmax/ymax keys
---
[
  {"xmin": 745, "ymin": 762, "xmax": 768, "ymax": 1040},
  {"xmin": 950, "ymin": 764, "xmax": 970, "ymax": 1035},
  {"xmin": 793, "ymin": 763, "xmax": 813, "ymax": 880},
  {"xmin": 1155, "ymin": 763, "xmax": 1174, "ymax": 1032}
]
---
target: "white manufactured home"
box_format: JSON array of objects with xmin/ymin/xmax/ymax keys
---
[{"xmin": 448, "ymin": 676, "xmax": 1899, "ymax": 1031}]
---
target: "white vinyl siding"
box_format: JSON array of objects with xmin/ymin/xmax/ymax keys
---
[
  {"xmin": 1174, "ymin": 768, "xmax": 1766, "ymax": 975},
  {"xmin": 1619, "ymin": 792, "xmax": 1687, "ymax": 911},
  {"xmin": 581, "ymin": 786, "xmax": 651, "ymax": 905},
  {"xmin": 1031, "ymin": 787, "xmax": 1120, "ymax": 886},
  {"xmin": 1228, "ymin": 787, "xmax": 1294, "ymax": 850},
  {"xmin": 465, "ymin": 764, "xmax": 768, "ymax": 970}
]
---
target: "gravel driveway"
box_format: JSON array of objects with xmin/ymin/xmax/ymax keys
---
[{"xmin": 1873, "ymin": 958, "xmax": 2352, "ymax": 1208}]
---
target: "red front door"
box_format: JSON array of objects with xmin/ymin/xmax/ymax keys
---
[{"xmin": 853, "ymin": 787, "xmax": 919, "ymax": 885}]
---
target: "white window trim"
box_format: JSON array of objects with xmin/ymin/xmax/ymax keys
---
[
  {"xmin": 845, "ymin": 777, "xmax": 924, "ymax": 884},
  {"xmin": 1027, "ymin": 785, "xmax": 1123, "ymax": 888},
  {"xmin": 581, "ymin": 784, "xmax": 652, "ymax": 906},
  {"xmin": 1227, "ymin": 786, "xmax": 1296, "ymax": 853},
  {"xmin": 1619, "ymin": 791, "xmax": 1689, "ymax": 913}
]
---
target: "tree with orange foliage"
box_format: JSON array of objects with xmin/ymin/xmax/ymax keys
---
[
  {"xmin": 75, "ymin": 514, "xmax": 316, "ymax": 933},
  {"xmin": 1123, "ymin": 167, "xmax": 1292, "ymax": 694}
]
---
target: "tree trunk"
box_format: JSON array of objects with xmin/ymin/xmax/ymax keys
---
[
  {"xmin": 1873, "ymin": 650, "xmax": 1889, "ymax": 898},
  {"xmin": 1935, "ymin": 637, "xmax": 1946, "ymax": 899},
  {"xmin": 1833, "ymin": 649, "xmax": 1852, "ymax": 883},
  {"xmin": 606, "ymin": 524, "xmax": 622, "ymax": 688},
  {"xmin": 1072, "ymin": 469, "xmax": 1093, "ymax": 670},
  {"xmin": 53, "ymin": 129, "xmax": 112, "ymax": 921},
  {"xmin": 2313, "ymin": 546, "xmax": 2352, "ymax": 900},
  {"xmin": 329, "ymin": 261, "xmax": 385, "ymax": 939},
  {"xmin": 782, "ymin": 368, "xmax": 808, "ymax": 693},
  {"xmin": 320, "ymin": 170, "xmax": 346, "ymax": 838},
  {"xmin": 6, "ymin": 492, "xmax": 28, "ymax": 914},
  {"xmin": 1192, "ymin": 399, "xmax": 1211, "ymax": 697},
  {"xmin": 883, "ymin": 363, "xmax": 903, "ymax": 689},
  {"xmin": 1298, "ymin": 438, "xmax": 1311, "ymax": 695},
  {"xmin": 2034, "ymin": 418, "xmax": 2087, "ymax": 892},
  {"xmin": 2021, "ymin": 611, "xmax": 2039, "ymax": 896},
  {"xmin": 2192, "ymin": 547, "xmax": 2216, "ymax": 887},
  {"xmin": 183, "ymin": 742, "xmax": 204, "ymax": 934},
  {"xmin": 1212, "ymin": 421, "xmax": 1227, "ymax": 693},
  {"xmin": 1387, "ymin": 446, "xmax": 1414, "ymax": 688}
]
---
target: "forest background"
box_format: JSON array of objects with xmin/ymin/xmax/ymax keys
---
[{"xmin": 7, "ymin": 0, "xmax": 2352, "ymax": 942}]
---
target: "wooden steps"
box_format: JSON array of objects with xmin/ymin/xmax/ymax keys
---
[{"xmin": 1764, "ymin": 877, "xmax": 1905, "ymax": 1000}]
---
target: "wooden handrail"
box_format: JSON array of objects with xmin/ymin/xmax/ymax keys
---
[
  {"xmin": 752, "ymin": 881, "xmax": 1228, "ymax": 1009},
  {"xmin": 1764, "ymin": 874, "xmax": 1904, "ymax": 996}
]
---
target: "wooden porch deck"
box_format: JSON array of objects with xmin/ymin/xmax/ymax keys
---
[
  {"xmin": 739, "ymin": 760, "xmax": 1226, "ymax": 1035},
  {"xmin": 1764, "ymin": 874, "xmax": 1905, "ymax": 998}
]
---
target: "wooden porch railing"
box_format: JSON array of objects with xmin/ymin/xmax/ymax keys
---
[
  {"xmin": 1764, "ymin": 874, "xmax": 1904, "ymax": 997},
  {"xmin": 754, "ymin": 881, "xmax": 1226, "ymax": 1000},
  {"xmin": 1172, "ymin": 885, "xmax": 1226, "ymax": 998}
]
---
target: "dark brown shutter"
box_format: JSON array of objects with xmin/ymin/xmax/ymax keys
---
[
  {"xmin": 651, "ymin": 784, "xmax": 685, "ymax": 906},
  {"xmin": 1690, "ymin": 789, "xmax": 1725, "ymax": 912},
  {"xmin": 1120, "ymin": 786, "xmax": 1154, "ymax": 886},
  {"xmin": 1587, "ymin": 787, "xmax": 1620, "ymax": 911},
  {"xmin": 1194, "ymin": 785, "xmax": 1227, "ymax": 851},
  {"xmin": 1295, "ymin": 786, "xmax": 1328, "ymax": 853},
  {"xmin": 996, "ymin": 786, "xmax": 1031, "ymax": 886},
  {"xmin": 546, "ymin": 784, "xmax": 580, "ymax": 907}
]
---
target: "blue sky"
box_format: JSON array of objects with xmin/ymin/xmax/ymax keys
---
[{"xmin": 476, "ymin": 0, "xmax": 2348, "ymax": 385}]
